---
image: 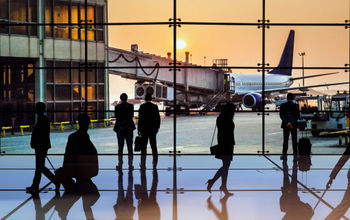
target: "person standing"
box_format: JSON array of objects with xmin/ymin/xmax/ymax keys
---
[
  {"xmin": 26, "ymin": 102, "xmax": 57, "ymax": 193},
  {"xmin": 114, "ymin": 93, "xmax": 135, "ymax": 171},
  {"xmin": 280, "ymin": 93, "xmax": 300, "ymax": 159},
  {"xmin": 138, "ymin": 93, "xmax": 161, "ymax": 170},
  {"xmin": 206, "ymin": 103, "xmax": 235, "ymax": 196}
]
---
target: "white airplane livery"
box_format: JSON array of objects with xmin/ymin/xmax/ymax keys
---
[{"xmin": 229, "ymin": 30, "xmax": 346, "ymax": 110}]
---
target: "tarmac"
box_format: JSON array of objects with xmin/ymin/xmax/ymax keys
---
[{"xmin": 0, "ymin": 112, "xmax": 346, "ymax": 155}]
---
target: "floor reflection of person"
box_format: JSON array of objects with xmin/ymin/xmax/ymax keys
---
[
  {"xmin": 114, "ymin": 170, "xmax": 135, "ymax": 220},
  {"xmin": 31, "ymin": 192, "xmax": 60, "ymax": 220},
  {"xmin": 206, "ymin": 103, "xmax": 235, "ymax": 196},
  {"xmin": 280, "ymin": 158, "xmax": 313, "ymax": 220},
  {"xmin": 136, "ymin": 169, "xmax": 160, "ymax": 220},
  {"xmin": 325, "ymin": 146, "xmax": 350, "ymax": 220},
  {"xmin": 207, "ymin": 195, "xmax": 231, "ymax": 220},
  {"xmin": 55, "ymin": 179, "xmax": 100, "ymax": 220},
  {"xmin": 29, "ymin": 179, "xmax": 99, "ymax": 220}
]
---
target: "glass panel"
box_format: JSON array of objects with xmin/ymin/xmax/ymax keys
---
[
  {"xmin": 0, "ymin": 0, "xmax": 9, "ymax": 33},
  {"xmin": 178, "ymin": 0, "xmax": 261, "ymax": 22},
  {"xmin": 10, "ymin": 0, "xmax": 27, "ymax": 34},
  {"xmin": 45, "ymin": 0, "xmax": 53, "ymax": 37},
  {"xmin": 72, "ymin": 85, "xmax": 80, "ymax": 100},
  {"xmin": 54, "ymin": 62, "xmax": 70, "ymax": 83},
  {"xmin": 96, "ymin": 6, "xmax": 104, "ymax": 42},
  {"xmin": 47, "ymin": 102, "xmax": 54, "ymax": 122},
  {"xmin": 55, "ymin": 85, "xmax": 70, "ymax": 101},
  {"xmin": 46, "ymin": 61, "xmax": 53, "ymax": 82},
  {"xmin": 267, "ymin": 0, "xmax": 348, "ymax": 23},
  {"xmin": 267, "ymin": 27, "xmax": 348, "ymax": 68},
  {"xmin": 98, "ymin": 85, "xmax": 104, "ymax": 100},
  {"xmin": 56, "ymin": 102, "xmax": 71, "ymax": 121},
  {"xmin": 108, "ymin": 0, "xmax": 171, "ymax": 22},
  {"xmin": 54, "ymin": 1, "xmax": 69, "ymax": 39},
  {"xmin": 73, "ymin": 102, "xmax": 81, "ymax": 121},
  {"xmin": 87, "ymin": 102, "xmax": 96, "ymax": 119},
  {"xmin": 87, "ymin": 63, "xmax": 96, "ymax": 83},
  {"xmin": 28, "ymin": 0, "xmax": 37, "ymax": 35},
  {"xmin": 82, "ymin": 85, "xmax": 96, "ymax": 100},
  {"xmin": 97, "ymin": 63, "xmax": 104, "ymax": 83},
  {"xmin": 178, "ymin": 26, "xmax": 261, "ymax": 66},
  {"xmin": 81, "ymin": 5, "xmax": 95, "ymax": 41},
  {"xmin": 46, "ymin": 85, "xmax": 53, "ymax": 101},
  {"xmin": 72, "ymin": 63, "xmax": 79, "ymax": 83},
  {"xmin": 71, "ymin": 4, "xmax": 79, "ymax": 40},
  {"xmin": 98, "ymin": 101, "xmax": 104, "ymax": 120}
]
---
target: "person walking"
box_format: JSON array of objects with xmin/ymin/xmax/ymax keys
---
[
  {"xmin": 138, "ymin": 93, "xmax": 161, "ymax": 170},
  {"xmin": 206, "ymin": 103, "xmax": 235, "ymax": 196},
  {"xmin": 114, "ymin": 93, "xmax": 136, "ymax": 171},
  {"xmin": 280, "ymin": 93, "xmax": 300, "ymax": 159},
  {"xmin": 26, "ymin": 102, "xmax": 57, "ymax": 193}
]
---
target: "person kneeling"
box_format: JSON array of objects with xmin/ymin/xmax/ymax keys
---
[{"xmin": 56, "ymin": 114, "xmax": 99, "ymax": 192}]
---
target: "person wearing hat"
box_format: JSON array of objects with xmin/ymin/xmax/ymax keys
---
[{"xmin": 138, "ymin": 93, "xmax": 161, "ymax": 169}]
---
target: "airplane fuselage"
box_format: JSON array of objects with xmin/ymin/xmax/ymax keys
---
[{"xmin": 230, "ymin": 73, "xmax": 293, "ymax": 95}]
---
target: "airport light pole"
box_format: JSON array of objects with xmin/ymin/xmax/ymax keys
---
[{"xmin": 299, "ymin": 52, "xmax": 306, "ymax": 86}]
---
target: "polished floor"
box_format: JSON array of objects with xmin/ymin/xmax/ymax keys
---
[{"xmin": 1, "ymin": 155, "xmax": 350, "ymax": 220}]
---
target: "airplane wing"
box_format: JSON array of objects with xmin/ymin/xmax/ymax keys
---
[
  {"xmin": 260, "ymin": 81, "xmax": 349, "ymax": 94},
  {"xmin": 290, "ymin": 72, "xmax": 339, "ymax": 81}
]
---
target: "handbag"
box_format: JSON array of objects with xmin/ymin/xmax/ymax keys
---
[
  {"xmin": 209, "ymin": 125, "xmax": 224, "ymax": 155},
  {"xmin": 134, "ymin": 135, "xmax": 142, "ymax": 152}
]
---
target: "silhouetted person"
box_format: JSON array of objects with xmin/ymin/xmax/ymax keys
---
[
  {"xmin": 27, "ymin": 102, "xmax": 57, "ymax": 193},
  {"xmin": 207, "ymin": 103, "xmax": 235, "ymax": 196},
  {"xmin": 138, "ymin": 93, "xmax": 161, "ymax": 169},
  {"xmin": 55, "ymin": 179, "xmax": 100, "ymax": 220},
  {"xmin": 207, "ymin": 195, "xmax": 231, "ymax": 220},
  {"xmin": 114, "ymin": 171, "xmax": 135, "ymax": 220},
  {"xmin": 135, "ymin": 169, "xmax": 160, "ymax": 220},
  {"xmin": 114, "ymin": 93, "xmax": 135, "ymax": 171},
  {"xmin": 280, "ymin": 158, "xmax": 313, "ymax": 220},
  {"xmin": 325, "ymin": 145, "xmax": 350, "ymax": 220},
  {"xmin": 280, "ymin": 93, "xmax": 300, "ymax": 159},
  {"xmin": 57, "ymin": 113, "xmax": 98, "ymax": 191}
]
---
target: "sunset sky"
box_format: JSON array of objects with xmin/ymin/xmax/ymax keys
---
[{"xmin": 108, "ymin": 0, "xmax": 350, "ymax": 90}]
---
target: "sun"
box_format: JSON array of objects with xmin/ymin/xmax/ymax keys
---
[{"xmin": 176, "ymin": 39, "xmax": 187, "ymax": 50}]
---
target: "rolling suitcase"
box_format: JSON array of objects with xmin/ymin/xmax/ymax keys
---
[{"xmin": 298, "ymin": 131, "xmax": 312, "ymax": 155}]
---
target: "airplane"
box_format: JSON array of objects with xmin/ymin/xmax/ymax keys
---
[{"xmin": 229, "ymin": 30, "xmax": 347, "ymax": 111}]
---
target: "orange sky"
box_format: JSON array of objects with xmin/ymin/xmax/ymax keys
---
[{"xmin": 108, "ymin": 0, "xmax": 350, "ymax": 91}]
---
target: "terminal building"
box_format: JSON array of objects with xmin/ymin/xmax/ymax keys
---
[{"xmin": 0, "ymin": 0, "xmax": 108, "ymax": 126}]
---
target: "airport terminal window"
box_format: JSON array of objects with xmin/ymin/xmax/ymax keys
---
[
  {"xmin": 0, "ymin": 0, "xmax": 9, "ymax": 33},
  {"xmin": 71, "ymin": 4, "xmax": 79, "ymax": 39},
  {"xmin": 80, "ymin": 5, "xmax": 95, "ymax": 41},
  {"xmin": 45, "ymin": 0, "xmax": 53, "ymax": 37},
  {"xmin": 10, "ymin": 0, "xmax": 28, "ymax": 35},
  {"xmin": 53, "ymin": 1, "xmax": 69, "ymax": 39},
  {"xmin": 44, "ymin": 1, "xmax": 102, "ymax": 41},
  {"xmin": 46, "ymin": 60, "xmax": 105, "ymax": 122}
]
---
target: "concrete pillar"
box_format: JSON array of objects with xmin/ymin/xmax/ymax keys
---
[{"xmin": 35, "ymin": 0, "xmax": 45, "ymax": 103}]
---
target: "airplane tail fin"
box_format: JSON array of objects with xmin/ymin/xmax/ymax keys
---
[{"xmin": 269, "ymin": 30, "xmax": 295, "ymax": 76}]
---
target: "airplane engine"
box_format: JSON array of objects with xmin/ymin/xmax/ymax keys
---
[{"xmin": 242, "ymin": 93, "xmax": 263, "ymax": 109}]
